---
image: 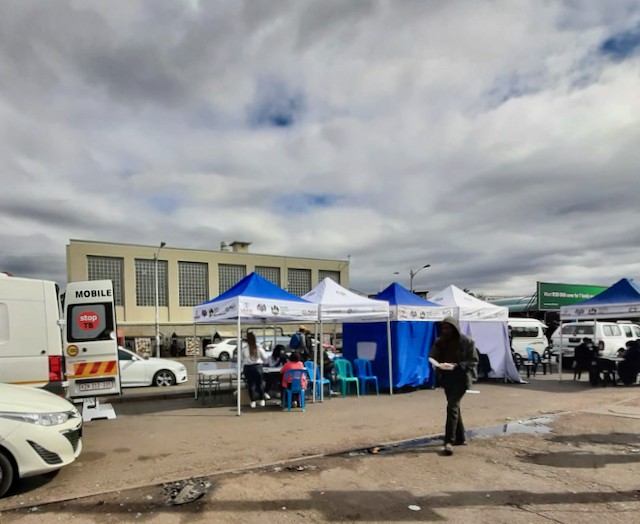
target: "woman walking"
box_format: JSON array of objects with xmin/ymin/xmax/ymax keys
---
[{"xmin": 242, "ymin": 332, "xmax": 270, "ymax": 408}]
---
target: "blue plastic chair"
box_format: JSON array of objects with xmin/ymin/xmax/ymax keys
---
[
  {"xmin": 334, "ymin": 359, "xmax": 360, "ymax": 397},
  {"xmin": 283, "ymin": 369, "xmax": 307, "ymax": 412},
  {"xmin": 304, "ymin": 361, "xmax": 331, "ymax": 400},
  {"xmin": 525, "ymin": 347, "xmax": 541, "ymax": 376},
  {"xmin": 354, "ymin": 358, "xmax": 379, "ymax": 395}
]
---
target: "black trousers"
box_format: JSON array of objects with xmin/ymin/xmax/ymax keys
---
[
  {"xmin": 243, "ymin": 364, "xmax": 265, "ymax": 401},
  {"xmin": 441, "ymin": 369, "xmax": 467, "ymax": 444}
]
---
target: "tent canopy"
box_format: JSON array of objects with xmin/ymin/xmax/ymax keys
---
[
  {"xmin": 343, "ymin": 283, "xmax": 443, "ymax": 388},
  {"xmin": 560, "ymin": 278, "xmax": 640, "ymax": 320},
  {"xmin": 430, "ymin": 285, "xmax": 519, "ymax": 382},
  {"xmin": 377, "ymin": 282, "xmax": 453, "ymax": 321},
  {"xmin": 429, "ymin": 285, "xmax": 508, "ymax": 321},
  {"xmin": 193, "ymin": 272, "xmax": 318, "ymax": 324},
  {"xmin": 303, "ymin": 277, "xmax": 389, "ymax": 322}
]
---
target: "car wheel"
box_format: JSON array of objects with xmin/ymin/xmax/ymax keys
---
[
  {"xmin": 0, "ymin": 451, "xmax": 15, "ymax": 498},
  {"xmin": 153, "ymin": 370, "xmax": 176, "ymax": 387},
  {"xmin": 218, "ymin": 352, "xmax": 230, "ymax": 362}
]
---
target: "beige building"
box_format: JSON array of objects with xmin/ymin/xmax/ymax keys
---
[{"xmin": 66, "ymin": 239, "xmax": 349, "ymax": 345}]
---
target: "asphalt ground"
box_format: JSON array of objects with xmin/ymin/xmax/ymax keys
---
[{"xmin": 1, "ymin": 364, "xmax": 640, "ymax": 522}]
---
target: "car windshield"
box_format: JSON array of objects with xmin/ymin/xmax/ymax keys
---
[{"xmin": 561, "ymin": 325, "xmax": 594, "ymax": 335}]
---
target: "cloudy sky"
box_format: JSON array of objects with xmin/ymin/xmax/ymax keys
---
[{"xmin": 1, "ymin": 0, "xmax": 640, "ymax": 297}]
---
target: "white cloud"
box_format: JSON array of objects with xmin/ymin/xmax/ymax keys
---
[{"xmin": 1, "ymin": 0, "xmax": 640, "ymax": 297}]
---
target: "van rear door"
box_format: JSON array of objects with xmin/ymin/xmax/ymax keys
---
[{"xmin": 63, "ymin": 280, "xmax": 121, "ymax": 399}]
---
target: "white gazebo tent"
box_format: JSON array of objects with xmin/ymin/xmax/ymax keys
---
[
  {"xmin": 429, "ymin": 285, "xmax": 521, "ymax": 382},
  {"xmin": 193, "ymin": 272, "xmax": 319, "ymax": 415},
  {"xmin": 302, "ymin": 278, "xmax": 392, "ymax": 396}
]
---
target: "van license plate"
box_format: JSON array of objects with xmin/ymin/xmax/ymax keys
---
[{"xmin": 78, "ymin": 381, "xmax": 114, "ymax": 392}]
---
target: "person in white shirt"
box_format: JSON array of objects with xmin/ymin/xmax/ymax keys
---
[{"xmin": 242, "ymin": 332, "xmax": 271, "ymax": 408}]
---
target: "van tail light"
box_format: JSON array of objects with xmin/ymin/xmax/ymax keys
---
[{"xmin": 49, "ymin": 355, "xmax": 65, "ymax": 382}]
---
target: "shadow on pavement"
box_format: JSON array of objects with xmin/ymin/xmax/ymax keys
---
[
  {"xmin": 13, "ymin": 488, "xmax": 640, "ymax": 521},
  {"xmin": 523, "ymin": 450, "xmax": 640, "ymax": 469},
  {"xmin": 546, "ymin": 432, "xmax": 640, "ymax": 446}
]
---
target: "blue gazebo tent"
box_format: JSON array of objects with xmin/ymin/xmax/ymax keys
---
[
  {"xmin": 342, "ymin": 283, "xmax": 452, "ymax": 389},
  {"xmin": 560, "ymin": 278, "xmax": 640, "ymax": 320},
  {"xmin": 193, "ymin": 272, "xmax": 318, "ymax": 415}
]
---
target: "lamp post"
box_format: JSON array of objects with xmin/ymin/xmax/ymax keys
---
[
  {"xmin": 409, "ymin": 264, "xmax": 431, "ymax": 293},
  {"xmin": 154, "ymin": 241, "xmax": 166, "ymax": 358},
  {"xmin": 379, "ymin": 271, "xmax": 400, "ymax": 292}
]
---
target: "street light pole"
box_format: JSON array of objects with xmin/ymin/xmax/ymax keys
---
[
  {"xmin": 409, "ymin": 264, "xmax": 431, "ymax": 293},
  {"xmin": 379, "ymin": 271, "xmax": 400, "ymax": 292},
  {"xmin": 154, "ymin": 241, "xmax": 166, "ymax": 358}
]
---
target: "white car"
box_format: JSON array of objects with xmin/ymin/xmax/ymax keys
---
[
  {"xmin": 204, "ymin": 338, "xmax": 239, "ymax": 361},
  {"xmin": 0, "ymin": 383, "xmax": 83, "ymax": 498},
  {"xmin": 118, "ymin": 347, "xmax": 188, "ymax": 387},
  {"xmin": 205, "ymin": 337, "xmax": 284, "ymax": 361}
]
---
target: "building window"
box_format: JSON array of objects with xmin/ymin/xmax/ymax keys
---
[
  {"xmin": 179, "ymin": 261, "xmax": 208, "ymax": 307},
  {"xmin": 287, "ymin": 268, "xmax": 311, "ymax": 296},
  {"xmin": 135, "ymin": 259, "xmax": 168, "ymax": 307},
  {"xmin": 255, "ymin": 266, "xmax": 281, "ymax": 287},
  {"xmin": 218, "ymin": 264, "xmax": 246, "ymax": 294},
  {"xmin": 87, "ymin": 256, "xmax": 124, "ymax": 306},
  {"xmin": 319, "ymin": 270, "xmax": 340, "ymax": 285}
]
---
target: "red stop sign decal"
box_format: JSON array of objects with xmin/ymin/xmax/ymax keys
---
[{"xmin": 77, "ymin": 311, "xmax": 99, "ymax": 331}]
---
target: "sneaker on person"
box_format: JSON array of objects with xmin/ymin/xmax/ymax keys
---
[
  {"xmin": 443, "ymin": 443, "xmax": 453, "ymax": 456},
  {"xmin": 259, "ymin": 400, "xmax": 266, "ymax": 407},
  {"xmin": 264, "ymin": 393, "xmax": 271, "ymax": 400},
  {"xmin": 292, "ymin": 400, "xmax": 298, "ymax": 408},
  {"xmin": 250, "ymin": 401, "xmax": 257, "ymax": 409}
]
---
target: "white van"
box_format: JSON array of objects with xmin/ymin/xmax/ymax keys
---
[
  {"xmin": 0, "ymin": 273, "xmax": 121, "ymax": 399},
  {"xmin": 550, "ymin": 321, "xmax": 640, "ymax": 362},
  {"xmin": 0, "ymin": 273, "xmax": 66, "ymax": 394},
  {"xmin": 508, "ymin": 318, "xmax": 548, "ymax": 358}
]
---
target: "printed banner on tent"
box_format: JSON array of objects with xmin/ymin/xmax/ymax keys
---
[{"xmin": 537, "ymin": 282, "xmax": 607, "ymax": 311}]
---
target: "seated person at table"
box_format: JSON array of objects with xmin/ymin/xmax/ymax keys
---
[
  {"xmin": 573, "ymin": 338, "xmax": 594, "ymax": 380},
  {"xmin": 618, "ymin": 340, "xmax": 640, "ymax": 386},
  {"xmin": 264, "ymin": 346, "xmax": 288, "ymax": 397},
  {"xmin": 280, "ymin": 351, "xmax": 308, "ymax": 406},
  {"xmin": 268, "ymin": 346, "xmax": 288, "ymax": 368}
]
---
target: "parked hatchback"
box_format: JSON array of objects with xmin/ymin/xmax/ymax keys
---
[{"xmin": 0, "ymin": 383, "xmax": 83, "ymax": 498}]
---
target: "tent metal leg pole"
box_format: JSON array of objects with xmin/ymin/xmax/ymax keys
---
[
  {"xmin": 320, "ymin": 320, "xmax": 325, "ymax": 402},
  {"xmin": 387, "ymin": 317, "xmax": 393, "ymax": 395},
  {"xmin": 237, "ymin": 316, "xmax": 242, "ymax": 416},
  {"xmin": 194, "ymin": 323, "xmax": 198, "ymax": 399},
  {"xmin": 313, "ymin": 321, "xmax": 319, "ymax": 403}
]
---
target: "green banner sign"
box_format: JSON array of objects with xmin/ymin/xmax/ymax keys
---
[{"xmin": 537, "ymin": 282, "xmax": 608, "ymax": 311}]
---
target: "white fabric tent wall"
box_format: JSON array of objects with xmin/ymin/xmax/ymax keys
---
[
  {"xmin": 303, "ymin": 278, "xmax": 392, "ymax": 396},
  {"xmin": 430, "ymin": 285, "xmax": 521, "ymax": 383}
]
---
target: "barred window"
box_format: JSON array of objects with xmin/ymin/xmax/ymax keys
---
[
  {"xmin": 287, "ymin": 268, "xmax": 311, "ymax": 296},
  {"xmin": 319, "ymin": 270, "xmax": 340, "ymax": 285},
  {"xmin": 218, "ymin": 264, "xmax": 246, "ymax": 294},
  {"xmin": 87, "ymin": 256, "xmax": 124, "ymax": 306},
  {"xmin": 135, "ymin": 259, "xmax": 168, "ymax": 307},
  {"xmin": 255, "ymin": 266, "xmax": 281, "ymax": 287},
  {"xmin": 179, "ymin": 261, "xmax": 208, "ymax": 307}
]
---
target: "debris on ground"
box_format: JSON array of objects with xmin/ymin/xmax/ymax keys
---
[
  {"xmin": 285, "ymin": 464, "xmax": 318, "ymax": 472},
  {"xmin": 163, "ymin": 477, "xmax": 213, "ymax": 505}
]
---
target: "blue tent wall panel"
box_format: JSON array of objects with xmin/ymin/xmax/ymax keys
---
[{"xmin": 343, "ymin": 321, "xmax": 436, "ymax": 388}]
